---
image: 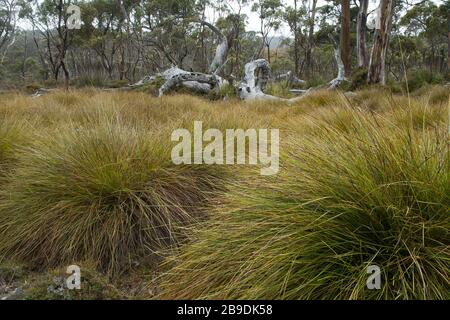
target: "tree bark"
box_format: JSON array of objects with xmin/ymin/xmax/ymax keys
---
[
  {"xmin": 158, "ymin": 71, "xmax": 222, "ymax": 97},
  {"xmin": 447, "ymin": 8, "xmax": 450, "ymax": 71},
  {"xmin": 340, "ymin": 0, "xmax": 351, "ymax": 77},
  {"xmin": 293, "ymin": 0, "xmax": 299, "ymax": 76},
  {"xmin": 329, "ymin": 47, "xmax": 346, "ymax": 89},
  {"xmin": 138, "ymin": 20, "xmax": 230, "ymax": 97},
  {"xmin": 238, "ymin": 59, "xmax": 311, "ymax": 103},
  {"xmin": 356, "ymin": 0, "xmax": 369, "ymax": 68},
  {"xmin": 305, "ymin": 0, "xmax": 318, "ymax": 78},
  {"xmin": 368, "ymin": 0, "xmax": 394, "ymax": 85},
  {"xmin": 200, "ymin": 21, "xmax": 228, "ymax": 74}
]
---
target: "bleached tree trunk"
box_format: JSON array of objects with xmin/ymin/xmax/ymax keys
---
[
  {"xmin": 368, "ymin": 0, "xmax": 394, "ymax": 84},
  {"xmin": 329, "ymin": 48, "xmax": 346, "ymax": 89},
  {"xmin": 340, "ymin": 0, "xmax": 351, "ymax": 77},
  {"xmin": 305, "ymin": 0, "xmax": 318, "ymax": 77},
  {"xmin": 357, "ymin": 0, "xmax": 369, "ymax": 68},
  {"xmin": 327, "ymin": 34, "xmax": 347, "ymax": 89},
  {"xmin": 277, "ymin": 71, "xmax": 306, "ymax": 85},
  {"xmin": 200, "ymin": 21, "xmax": 228, "ymax": 74},
  {"xmin": 238, "ymin": 59, "xmax": 311, "ymax": 103},
  {"xmin": 137, "ymin": 20, "xmax": 229, "ymax": 97},
  {"xmin": 158, "ymin": 68, "xmax": 227, "ymax": 97}
]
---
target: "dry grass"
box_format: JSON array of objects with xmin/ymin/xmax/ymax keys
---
[
  {"xmin": 157, "ymin": 90, "xmax": 449, "ymax": 300},
  {"xmin": 0, "ymin": 86, "xmax": 448, "ymax": 297}
]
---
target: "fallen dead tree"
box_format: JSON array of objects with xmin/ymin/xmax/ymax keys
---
[
  {"xmin": 237, "ymin": 59, "xmax": 312, "ymax": 104},
  {"xmin": 129, "ymin": 20, "xmax": 229, "ymax": 97},
  {"xmin": 129, "ymin": 19, "xmax": 311, "ymax": 102},
  {"xmin": 276, "ymin": 71, "xmax": 306, "ymax": 86}
]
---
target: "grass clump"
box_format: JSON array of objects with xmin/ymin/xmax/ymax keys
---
[
  {"xmin": 0, "ymin": 121, "xmax": 225, "ymax": 275},
  {"xmin": 0, "ymin": 118, "xmax": 29, "ymax": 179},
  {"xmin": 158, "ymin": 103, "xmax": 449, "ymax": 300}
]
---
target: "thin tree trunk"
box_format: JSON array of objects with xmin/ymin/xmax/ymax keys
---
[
  {"xmin": 356, "ymin": 0, "xmax": 369, "ymax": 68},
  {"xmin": 305, "ymin": 0, "xmax": 318, "ymax": 78},
  {"xmin": 447, "ymin": 8, "xmax": 450, "ymax": 71},
  {"xmin": 368, "ymin": 0, "xmax": 394, "ymax": 84},
  {"xmin": 294, "ymin": 0, "xmax": 299, "ymax": 76},
  {"xmin": 61, "ymin": 60, "xmax": 70, "ymax": 89},
  {"xmin": 340, "ymin": 0, "xmax": 351, "ymax": 77}
]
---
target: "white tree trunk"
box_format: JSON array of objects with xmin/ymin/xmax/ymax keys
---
[
  {"xmin": 368, "ymin": 0, "xmax": 394, "ymax": 84},
  {"xmin": 132, "ymin": 20, "xmax": 230, "ymax": 96},
  {"xmin": 238, "ymin": 59, "xmax": 311, "ymax": 104},
  {"xmin": 158, "ymin": 68, "xmax": 227, "ymax": 97},
  {"xmin": 328, "ymin": 48, "xmax": 347, "ymax": 89},
  {"xmin": 200, "ymin": 21, "xmax": 229, "ymax": 74},
  {"xmin": 356, "ymin": 0, "xmax": 369, "ymax": 68}
]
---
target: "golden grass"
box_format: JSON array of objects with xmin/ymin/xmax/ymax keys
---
[{"xmin": 0, "ymin": 86, "xmax": 448, "ymax": 297}]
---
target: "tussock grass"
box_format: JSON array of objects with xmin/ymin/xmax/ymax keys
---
[
  {"xmin": 0, "ymin": 88, "xmax": 448, "ymax": 298},
  {"xmin": 0, "ymin": 117, "xmax": 31, "ymax": 180},
  {"xmin": 0, "ymin": 121, "xmax": 226, "ymax": 275},
  {"xmin": 158, "ymin": 100, "xmax": 449, "ymax": 300}
]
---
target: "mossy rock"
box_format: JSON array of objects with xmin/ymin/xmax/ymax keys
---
[{"xmin": 23, "ymin": 264, "xmax": 125, "ymax": 300}]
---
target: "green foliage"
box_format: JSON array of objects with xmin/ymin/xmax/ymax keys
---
[
  {"xmin": 350, "ymin": 67, "xmax": 368, "ymax": 91},
  {"xmin": 265, "ymin": 81, "xmax": 294, "ymax": 98},
  {"xmin": 403, "ymin": 70, "xmax": 445, "ymax": 92},
  {"xmin": 75, "ymin": 75, "xmax": 105, "ymax": 88}
]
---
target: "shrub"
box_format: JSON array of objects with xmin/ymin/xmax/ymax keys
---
[
  {"xmin": 264, "ymin": 81, "xmax": 296, "ymax": 99},
  {"xmin": 158, "ymin": 104, "xmax": 449, "ymax": 299},
  {"xmin": 75, "ymin": 75, "xmax": 105, "ymax": 88},
  {"xmin": 413, "ymin": 85, "xmax": 450, "ymax": 105},
  {"xmin": 403, "ymin": 70, "xmax": 445, "ymax": 92},
  {"xmin": 24, "ymin": 82, "xmax": 41, "ymax": 94},
  {"xmin": 350, "ymin": 67, "xmax": 368, "ymax": 91},
  {"xmin": 0, "ymin": 122, "xmax": 226, "ymax": 275}
]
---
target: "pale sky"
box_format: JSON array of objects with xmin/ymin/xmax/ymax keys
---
[
  {"xmin": 17, "ymin": 0, "xmax": 444, "ymax": 37},
  {"xmin": 206, "ymin": 0, "xmax": 444, "ymax": 37},
  {"xmin": 206, "ymin": 0, "xmax": 378, "ymax": 37}
]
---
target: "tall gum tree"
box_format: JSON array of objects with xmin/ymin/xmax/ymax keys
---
[
  {"xmin": 340, "ymin": 0, "xmax": 351, "ymax": 76},
  {"xmin": 368, "ymin": 0, "xmax": 394, "ymax": 84},
  {"xmin": 356, "ymin": 0, "xmax": 369, "ymax": 68}
]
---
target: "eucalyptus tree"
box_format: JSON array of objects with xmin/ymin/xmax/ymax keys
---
[
  {"xmin": 0, "ymin": 0, "xmax": 17, "ymax": 61},
  {"xmin": 251, "ymin": 0, "xmax": 282, "ymax": 63},
  {"xmin": 18, "ymin": 0, "xmax": 81, "ymax": 87}
]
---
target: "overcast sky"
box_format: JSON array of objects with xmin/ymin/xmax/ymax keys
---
[
  {"xmin": 17, "ymin": 0, "xmax": 444, "ymax": 36},
  {"xmin": 206, "ymin": 0, "xmax": 444, "ymax": 37}
]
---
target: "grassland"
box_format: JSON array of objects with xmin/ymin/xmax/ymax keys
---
[{"xmin": 0, "ymin": 86, "xmax": 448, "ymax": 299}]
